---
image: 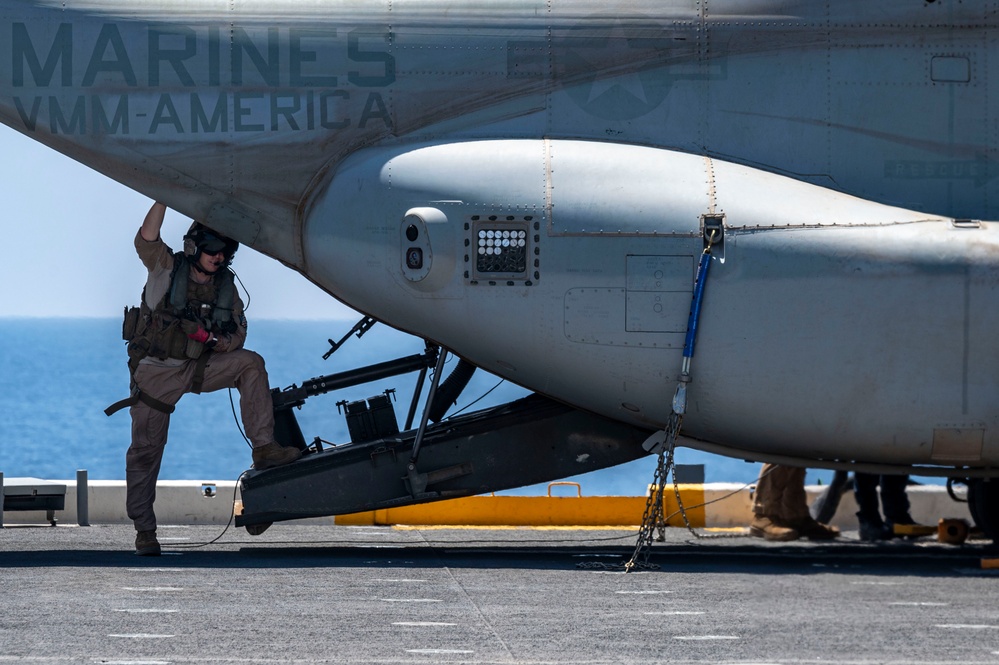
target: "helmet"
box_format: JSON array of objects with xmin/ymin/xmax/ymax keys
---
[{"xmin": 183, "ymin": 222, "xmax": 238, "ymax": 264}]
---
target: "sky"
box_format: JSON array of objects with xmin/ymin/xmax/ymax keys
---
[{"xmin": 0, "ymin": 124, "xmax": 357, "ymax": 320}]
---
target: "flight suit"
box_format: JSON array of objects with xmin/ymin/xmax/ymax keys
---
[{"xmin": 125, "ymin": 230, "xmax": 279, "ymax": 532}]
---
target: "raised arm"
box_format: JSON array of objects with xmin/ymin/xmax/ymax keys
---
[{"xmin": 140, "ymin": 202, "xmax": 167, "ymax": 242}]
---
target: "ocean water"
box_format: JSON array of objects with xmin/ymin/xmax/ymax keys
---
[{"xmin": 0, "ymin": 317, "xmax": 832, "ymax": 495}]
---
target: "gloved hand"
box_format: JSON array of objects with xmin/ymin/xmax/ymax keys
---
[
  {"xmin": 188, "ymin": 327, "xmax": 211, "ymax": 344},
  {"xmin": 180, "ymin": 318, "xmax": 212, "ymax": 344}
]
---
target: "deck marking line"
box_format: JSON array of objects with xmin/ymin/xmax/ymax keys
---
[
  {"xmin": 645, "ymin": 611, "xmax": 706, "ymax": 615},
  {"xmin": 380, "ymin": 598, "xmax": 442, "ymax": 603},
  {"xmin": 121, "ymin": 587, "xmax": 184, "ymax": 592},
  {"xmin": 673, "ymin": 635, "xmax": 739, "ymax": 640},
  {"xmin": 936, "ymin": 624, "xmax": 999, "ymax": 629},
  {"xmin": 393, "ymin": 622, "xmax": 458, "ymax": 626},
  {"xmin": 125, "ymin": 568, "xmax": 186, "ymax": 572},
  {"xmin": 108, "ymin": 633, "xmax": 175, "ymax": 639},
  {"xmin": 851, "ymin": 581, "xmax": 903, "ymax": 585},
  {"xmin": 616, "ymin": 590, "xmax": 670, "ymax": 594},
  {"xmin": 405, "ymin": 649, "xmax": 474, "ymax": 654},
  {"xmin": 114, "ymin": 609, "xmax": 179, "ymax": 613}
]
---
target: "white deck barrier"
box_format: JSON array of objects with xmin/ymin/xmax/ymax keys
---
[{"xmin": 0, "ymin": 479, "xmax": 973, "ymax": 529}]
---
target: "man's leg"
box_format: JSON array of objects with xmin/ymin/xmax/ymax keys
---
[
  {"xmin": 751, "ymin": 464, "xmax": 803, "ymax": 541},
  {"xmin": 880, "ymin": 474, "xmax": 915, "ymax": 526},
  {"xmin": 854, "ymin": 472, "xmax": 891, "ymax": 540},
  {"xmin": 200, "ymin": 350, "xmax": 301, "ymax": 468},
  {"xmin": 773, "ymin": 467, "xmax": 840, "ymax": 541},
  {"xmin": 126, "ymin": 363, "xmax": 190, "ymax": 554},
  {"xmin": 126, "ymin": 401, "xmax": 168, "ymax": 534}
]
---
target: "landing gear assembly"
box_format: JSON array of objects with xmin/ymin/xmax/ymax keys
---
[{"xmin": 235, "ymin": 318, "xmax": 651, "ymax": 532}]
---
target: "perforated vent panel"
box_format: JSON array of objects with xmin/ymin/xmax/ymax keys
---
[{"xmin": 465, "ymin": 215, "xmax": 540, "ymax": 286}]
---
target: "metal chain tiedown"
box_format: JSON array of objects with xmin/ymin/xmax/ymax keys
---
[
  {"xmin": 612, "ymin": 414, "xmax": 683, "ymax": 572},
  {"xmin": 576, "ymin": 466, "xmax": 779, "ymax": 571},
  {"xmin": 622, "ymin": 232, "xmax": 717, "ymax": 572}
]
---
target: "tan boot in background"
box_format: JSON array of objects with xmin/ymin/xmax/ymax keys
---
[{"xmin": 749, "ymin": 516, "xmax": 800, "ymax": 542}]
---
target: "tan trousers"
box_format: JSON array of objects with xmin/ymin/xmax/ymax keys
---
[
  {"xmin": 753, "ymin": 463, "xmax": 811, "ymax": 524},
  {"xmin": 126, "ymin": 350, "xmax": 277, "ymax": 532}
]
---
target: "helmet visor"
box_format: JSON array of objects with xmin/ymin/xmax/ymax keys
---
[{"xmin": 200, "ymin": 235, "xmax": 227, "ymax": 254}]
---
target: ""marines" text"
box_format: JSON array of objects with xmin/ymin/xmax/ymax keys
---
[{"xmin": 11, "ymin": 22, "xmax": 396, "ymax": 134}]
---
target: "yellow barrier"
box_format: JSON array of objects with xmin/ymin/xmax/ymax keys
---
[
  {"xmin": 655, "ymin": 484, "xmax": 707, "ymax": 528},
  {"xmin": 335, "ymin": 483, "xmax": 706, "ymax": 527}
]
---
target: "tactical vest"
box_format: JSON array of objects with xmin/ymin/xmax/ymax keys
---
[
  {"xmin": 106, "ymin": 253, "xmax": 238, "ymax": 417},
  {"xmin": 123, "ymin": 252, "xmax": 237, "ymax": 366}
]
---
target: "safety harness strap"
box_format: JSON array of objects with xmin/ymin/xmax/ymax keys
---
[
  {"xmin": 104, "ymin": 389, "xmax": 176, "ymax": 417},
  {"xmin": 105, "ymin": 353, "xmax": 205, "ymax": 416},
  {"xmin": 190, "ymin": 351, "xmax": 211, "ymax": 395}
]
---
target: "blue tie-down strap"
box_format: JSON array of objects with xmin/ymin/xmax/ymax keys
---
[{"xmin": 682, "ymin": 251, "xmax": 712, "ymax": 359}]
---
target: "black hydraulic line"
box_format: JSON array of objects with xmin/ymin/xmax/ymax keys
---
[
  {"xmin": 810, "ymin": 469, "xmax": 851, "ymax": 525},
  {"xmin": 426, "ymin": 359, "xmax": 477, "ymax": 423},
  {"xmin": 947, "ymin": 477, "xmax": 970, "ymax": 503}
]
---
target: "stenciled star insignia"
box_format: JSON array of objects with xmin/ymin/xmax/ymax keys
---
[{"xmin": 555, "ymin": 16, "xmax": 675, "ymax": 121}]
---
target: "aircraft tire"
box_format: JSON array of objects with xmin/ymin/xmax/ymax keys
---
[
  {"xmin": 969, "ymin": 480, "xmax": 999, "ymax": 541},
  {"xmin": 966, "ymin": 480, "xmax": 984, "ymax": 531}
]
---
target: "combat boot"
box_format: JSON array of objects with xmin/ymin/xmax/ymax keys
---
[
  {"xmin": 135, "ymin": 530, "xmax": 161, "ymax": 556},
  {"xmin": 857, "ymin": 512, "xmax": 892, "ymax": 541},
  {"xmin": 749, "ymin": 516, "xmax": 800, "ymax": 542},
  {"xmin": 793, "ymin": 517, "xmax": 840, "ymax": 541},
  {"xmin": 252, "ymin": 442, "xmax": 302, "ymax": 470}
]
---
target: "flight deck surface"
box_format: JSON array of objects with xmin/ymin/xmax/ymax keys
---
[{"xmin": 2, "ymin": 524, "xmax": 999, "ymax": 664}]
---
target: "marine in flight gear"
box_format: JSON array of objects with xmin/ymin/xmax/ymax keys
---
[{"xmin": 108, "ymin": 202, "xmax": 301, "ymax": 556}]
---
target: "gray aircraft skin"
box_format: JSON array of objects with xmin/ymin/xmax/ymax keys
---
[{"xmin": 1, "ymin": 2, "xmax": 998, "ymax": 519}]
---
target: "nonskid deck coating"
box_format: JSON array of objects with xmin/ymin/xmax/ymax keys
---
[{"xmin": 2, "ymin": 523, "xmax": 999, "ymax": 664}]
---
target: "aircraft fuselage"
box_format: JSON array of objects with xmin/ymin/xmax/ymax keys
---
[{"xmin": 0, "ymin": 0, "xmax": 997, "ymax": 474}]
